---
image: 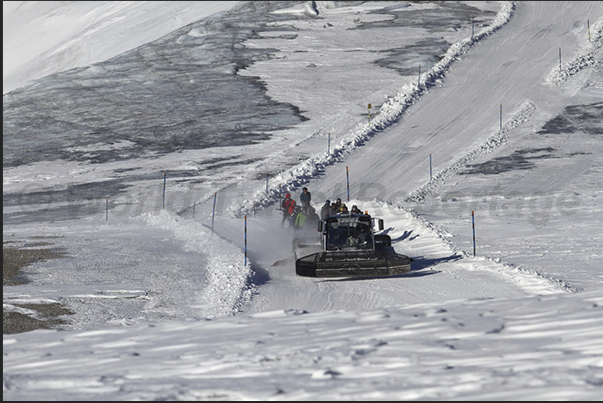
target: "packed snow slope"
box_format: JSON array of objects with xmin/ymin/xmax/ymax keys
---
[{"xmin": 3, "ymin": 1, "xmax": 603, "ymax": 401}]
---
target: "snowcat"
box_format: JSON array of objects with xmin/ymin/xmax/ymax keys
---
[{"xmin": 293, "ymin": 212, "xmax": 412, "ymax": 278}]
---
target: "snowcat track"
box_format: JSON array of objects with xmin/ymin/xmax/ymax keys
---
[{"xmin": 296, "ymin": 250, "xmax": 412, "ymax": 278}]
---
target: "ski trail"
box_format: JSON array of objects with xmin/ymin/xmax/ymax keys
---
[
  {"xmin": 230, "ymin": 3, "xmax": 603, "ymax": 219},
  {"xmin": 229, "ymin": 1, "xmax": 518, "ymax": 218}
]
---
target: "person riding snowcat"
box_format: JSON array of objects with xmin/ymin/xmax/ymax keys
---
[{"xmin": 293, "ymin": 208, "xmax": 412, "ymax": 278}]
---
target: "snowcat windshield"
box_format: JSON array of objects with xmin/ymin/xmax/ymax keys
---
[{"xmin": 325, "ymin": 217, "xmax": 373, "ymax": 250}]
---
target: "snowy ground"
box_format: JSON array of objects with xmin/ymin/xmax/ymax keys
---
[{"xmin": 3, "ymin": 1, "xmax": 603, "ymax": 400}]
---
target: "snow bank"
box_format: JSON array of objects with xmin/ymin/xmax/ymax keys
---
[{"xmin": 142, "ymin": 210, "xmax": 255, "ymax": 318}]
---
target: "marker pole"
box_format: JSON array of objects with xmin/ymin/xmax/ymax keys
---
[
  {"xmin": 588, "ymin": 20, "xmax": 591, "ymax": 43},
  {"xmin": 430, "ymin": 154, "xmax": 432, "ymax": 180},
  {"xmin": 244, "ymin": 215, "xmax": 248, "ymax": 267},
  {"xmin": 500, "ymin": 104, "xmax": 503, "ymax": 131},
  {"xmin": 472, "ymin": 210, "xmax": 476, "ymax": 257},
  {"xmin": 346, "ymin": 166, "xmax": 350, "ymax": 202},
  {"xmin": 559, "ymin": 47, "xmax": 562, "ymax": 70},
  {"xmin": 106, "ymin": 199, "xmax": 109, "ymax": 221},
  {"xmin": 211, "ymin": 192, "xmax": 217, "ymax": 232},
  {"xmin": 162, "ymin": 171, "xmax": 167, "ymax": 209}
]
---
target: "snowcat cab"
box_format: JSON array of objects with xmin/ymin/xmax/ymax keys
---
[{"xmin": 294, "ymin": 211, "xmax": 412, "ymax": 278}]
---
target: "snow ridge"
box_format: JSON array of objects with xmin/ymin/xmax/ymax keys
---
[
  {"xmin": 548, "ymin": 17, "xmax": 603, "ymax": 86},
  {"xmin": 231, "ymin": 1, "xmax": 517, "ymax": 218}
]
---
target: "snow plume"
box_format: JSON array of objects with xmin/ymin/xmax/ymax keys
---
[
  {"xmin": 232, "ymin": 2, "xmax": 516, "ymax": 218},
  {"xmin": 142, "ymin": 210, "xmax": 255, "ymax": 318}
]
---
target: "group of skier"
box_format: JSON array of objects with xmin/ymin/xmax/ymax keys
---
[{"xmin": 281, "ymin": 187, "xmax": 367, "ymax": 230}]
